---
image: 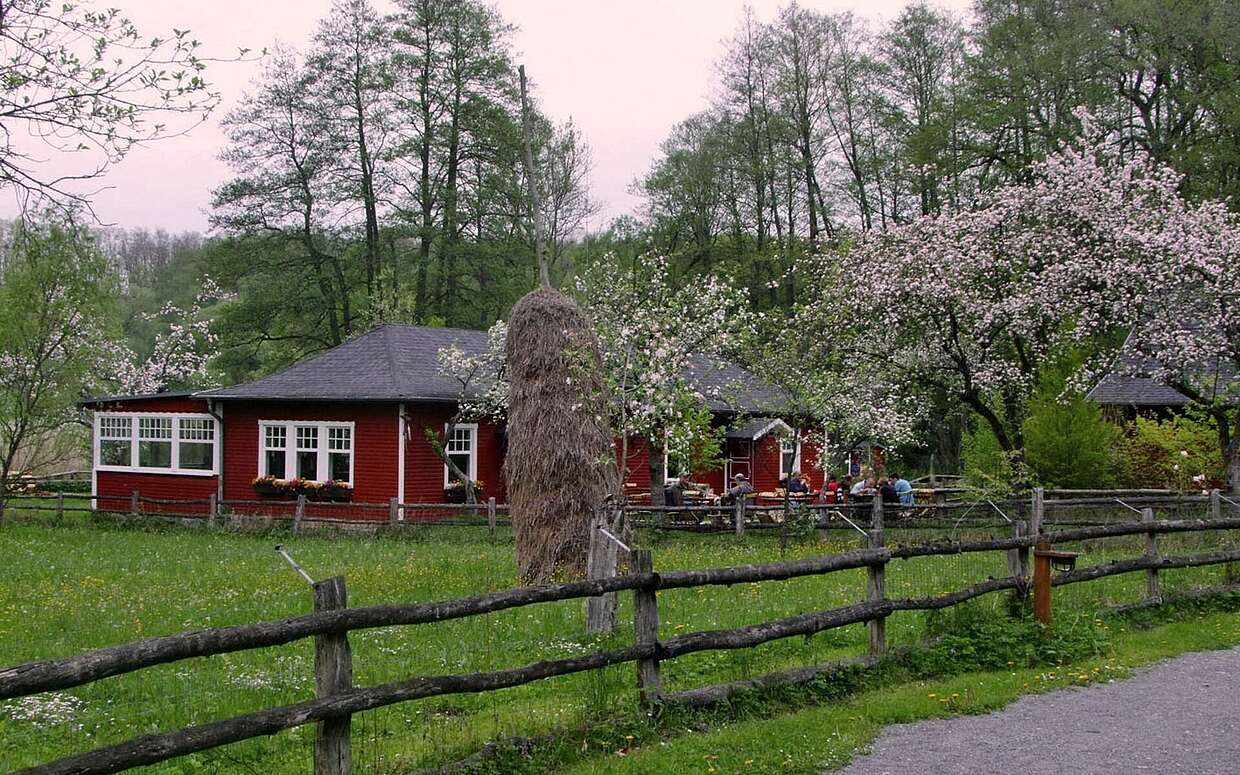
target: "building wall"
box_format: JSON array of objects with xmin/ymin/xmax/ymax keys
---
[
  {"xmin": 402, "ymin": 405, "xmax": 507, "ymax": 511},
  {"xmin": 91, "ymin": 395, "xmax": 218, "ymax": 516},
  {"xmin": 221, "ymin": 401, "xmax": 400, "ymax": 519}
]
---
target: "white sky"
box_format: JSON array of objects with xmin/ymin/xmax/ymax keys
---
[{"xmin": 1, "ymin": 0, "xmax": 970, "ymax": 233}]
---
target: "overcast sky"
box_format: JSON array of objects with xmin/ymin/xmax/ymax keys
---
[{"xmin": 2, "ymin": 0, "xmax": 971, "ymax": 234}]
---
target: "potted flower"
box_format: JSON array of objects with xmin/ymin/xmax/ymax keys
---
[
  {"xmin": 444, "ymin": 479, "xmax": 484, "ymax": 503},
  {"xmin": 320, "ymin": 480, "xmax": 353, "ymax": 502}
]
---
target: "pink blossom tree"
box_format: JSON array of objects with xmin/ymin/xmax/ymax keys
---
[{"xmin": 816, "ymin": 111, "xmax": 1239, "ymax": 490}]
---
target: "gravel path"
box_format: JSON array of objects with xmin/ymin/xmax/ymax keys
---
[{"xmin": 834, "ymin": 646, "xmax": 1240, "ymax": 775}]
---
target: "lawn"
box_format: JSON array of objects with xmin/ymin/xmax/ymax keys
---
[{"xmin": 0, "ymin": 508, "xmax": 1236, "ymax": 773}]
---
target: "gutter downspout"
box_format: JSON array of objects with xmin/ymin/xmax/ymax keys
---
[
  {"xmin": 206, "ymin": 399, "xmax": 225, "ymax": 505},
  {"xmin": 397, "ymin": 403, "xmax": 407, "ymax": 521}
]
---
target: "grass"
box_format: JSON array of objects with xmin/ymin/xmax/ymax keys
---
[{"xmin": 1, "ymin": 506, "xmax": 1237, "ymax": 773}]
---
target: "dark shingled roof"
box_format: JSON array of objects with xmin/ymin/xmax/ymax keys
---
[
  {"xmin": 1088, "ymin": 334, "xmax": 1237, "ymax": 408},
  {"xmin": 195, "ymin": 324, "xmax": 788, "ymax": 413}
]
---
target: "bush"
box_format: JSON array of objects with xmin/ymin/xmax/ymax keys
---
[
  {"xmin": 1023, "ymin": 391, "xmax": 1118, "ymax": 489},
  {"xmin": 1116, "ymin": 413, "xmax": 1225, "ymax": 490}
]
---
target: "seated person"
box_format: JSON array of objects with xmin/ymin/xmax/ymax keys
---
[
  {"xmin": 851, "ymin": 476, "xmax": 877, "ymax": 498},
  {"xmin": 880, "ymin": 476, "xmax": 899, "ymax": 504},
  {"xmin": 838, "ymin": 475, "xmax": 853, "ymax": 503},
  {"xmin": 821, "ymin": 473, "xmax": 840, "ymax": 504},
  {"xmin": 724, "ymin": 473, "xmax": 754, "ymax": 503},
  {"xmin": 891, "ymin": 472, "xmax": 914, "ymax": 506},
  {"xmin": 788, "ymin": 470, "xmax": 810, "ymax": 494},
  {"xmin": 664, "ymin": 471, "xmax": 701, "ymax": 506}
]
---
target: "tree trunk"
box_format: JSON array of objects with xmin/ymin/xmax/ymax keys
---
[{"xmin": 647, "ymin": 436, "xmax": 665, "ymax": 507}]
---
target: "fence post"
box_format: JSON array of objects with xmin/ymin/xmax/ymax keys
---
[
  {"xmin": 207, "ymin": 494, "xmax": 217, "ymax": 526},
  {"xmin": 733, "ymin": 496, "xmax": 746, "ymax": 538},
  {"xmin": 867, "ymin": 493, "xmax": 886, "ymax": 658},
  {"xmin": 487, "ymin": 497, "xmax": 497, "ymax": 542},
  {"xmin": 1007, "ymin": 520, "xmax": 1028, "ymax": 603},
  {"xmin": 130, "ymin": 490, "xmax": 139, "ymax": 516},
  {"xmin": 1213, "ymin": 490, "xmax": 1237, "ymax": 585},
  {"xmin": 56, "ymin": 492, "xmax": 65, "ymax": 522},
  {"xmin": 632, "ymin": 548, "xmax": 661, "ymax": 705},
  {"xmin": 586, "ymin": 507, "xmax": 619, "ymax": 635},
  {"xmin": 1030, "ymin": 487, "xmax": 1044, "ymax": 538},
  {"xmin": 388, "ymin": 497, "xmax": 399, "ymax": 526},
  {"xmin": 313, "ymin": 575, "xmax": 353, "ymax": 775},
  {"xmin": 1143, "ymin": 507, "xmax": 1161, "ymax": 602},
  {"xmin": 294, "ymin": 494, "xmax": 306, "ymax": 532}
]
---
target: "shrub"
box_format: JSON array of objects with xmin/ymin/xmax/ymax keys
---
[
  {"xmin": 1023, "ymin": 392, "xmax": 1118, "ymax": 489},
  {"xmin": 1116, "ymin": 412, "xmax": 1225, "ymax": 490}
]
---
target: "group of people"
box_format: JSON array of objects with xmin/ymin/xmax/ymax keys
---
[
  {"xmin": 666, "ymin": 469, "xmax": 914, "ymax": 507},
  {"xmin": 821, "ymin": 472, "xmax": 913, "ymax": 506}
]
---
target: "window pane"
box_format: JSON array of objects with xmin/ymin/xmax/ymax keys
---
[
  {"xmin": 265, "ymin": 449, "xmax": 286, "ymax": 478},
  {"xmin": 265, "ymin": 425, "xmax": 286, "ymax": 448},
  {"xmin": 297, "ymin": 450, "xmax": 318, "ymax": 480},
  {"xmin": 296, "ymin": 426, "xmax": 319, "ymax": 450},
  {"xmin": 179, "ymin": 418, "xmax": 214, "ymax": 441},
  {"xmin": 139, "ymin": 417, "xmax": 173, "ymax": 440},
  {"xmin": 101, "ymin": 439, "xmax": 131, "ymax": 466},
  {"xmin": 329, "ymin": 452, "xmax": 350, "ymax": 482},
  {"xmin": 179, "ymin": 442, "xmax": 213, "ymax": 471},
  {"xmin": 139, "ymin": 440, "xmax": 172, "ymax": 468},
  {"xmin": 100, "ymin": 416, "xmax": 131, "ymax": 439},
  {"xmin": 328, "ymin": 426, "xmax": 351, "ymax": 451},
  {"xmin": 447, "ymin": 452, "xmax": 471, "ymax": 482}
]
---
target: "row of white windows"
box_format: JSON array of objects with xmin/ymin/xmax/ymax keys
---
[
  {"xmin": 96, "ymin": 414, "xmax": 219, "ymax": 474},
  {"xmin": 96, "ymin": 414, "xmax": 479, "ymax": 486},
  {"xmin": 260, "ymin": 421, "xmax": 355, "ymax": 483}
]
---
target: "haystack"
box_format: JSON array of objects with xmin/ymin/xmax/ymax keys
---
[{"xmin": 504, "ymin": 287, "xmax": 619, "ymax": 582}]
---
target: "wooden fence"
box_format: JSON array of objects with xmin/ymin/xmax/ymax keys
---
[{"xmin": 2, "ymin": 489, "xmax": 1239, "ymax": 774}]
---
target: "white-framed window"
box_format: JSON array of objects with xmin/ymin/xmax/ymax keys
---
[
  {"xmin": 99, "ymin": 416, "xmax": 133, "ymax": 466},
  {"xmin": 780, "ymin": 436, "xmax": 801, "ymax": 479},
  {"xmin": 94, "ymin": 413, "xmax": 218, "ymax": 476},
  {"xmin": 258, "ymin": 421, "xmax": 354, "ymax": 483},
  {"xmin": 443, "ymin": 423, "xmax": 477, "ymax": 484}
]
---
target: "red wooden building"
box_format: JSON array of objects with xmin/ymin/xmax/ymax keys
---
[{"xmin": 84, "ymin": 325, "xmax": 817, "ymax": 520}]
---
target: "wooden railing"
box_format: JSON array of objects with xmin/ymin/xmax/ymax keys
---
[{"xmin": 3, "ymin": 490, "xmax": 1240, "ymax": 774}]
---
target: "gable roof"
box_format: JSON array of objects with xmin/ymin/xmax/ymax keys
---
[
  {"xmin": 195, "ymin": 324, "xmax": 788, "ymax": 413},
  {"xmin": 1087, "ymin": 329, "xmax": 1237, "ymax": 408}
]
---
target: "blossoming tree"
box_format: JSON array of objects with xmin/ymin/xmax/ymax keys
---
[{"xmin": 818, "ymin": 111, "xmax": 1238, "ymax": 490}]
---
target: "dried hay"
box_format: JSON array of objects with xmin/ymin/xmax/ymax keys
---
[{"xmin": 504, "ymin": 287, "xmax": 619, "ymax": 582}]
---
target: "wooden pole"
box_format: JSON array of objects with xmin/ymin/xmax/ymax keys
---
[
  {"xmin": 733, "ymin": 496, "xmax": 746, "ymax": 538},
  {"xmin": 1007, "ymin": 520, "xmax": 1028, "ymax": 603},
  {"xmin": 487, "ymin": 497, "xmax": 497, "ymax": 542},
  {"xmin": 518, "ymin": 64, "xmax": 550, "ymax": 289},
  {"xmin": 632, "ymin": 548, "xmax": 661, "ymax": 705},
  {"xmin": 294, "ymin": 495, "xmax": 306, "ymax": 532},
  {"xmin": 207, "ymin": 494, "xmax": 217, "ymax": 526},
  {"xmin": 1212, "ymin": 490, "xmax": 1236, "ymax": 584},
  {"xmin": 313, "ymin": 576, "xmax": 352, "ymax": 775},
  {"xmin": 130, "ymin": 490, "xmax": 139, "ymax": 516},
  {"xmin": 586, "ymin": 508, "xmax": 619, "ymax": 635},
  {"xmin": 1033, "ymin": 542, "xmax": 1052, "ymax": 632},
  {"xmin": 867, "ymin": 493, "xmax": 886, "ymax": 657},
  {"xmin": 1031, "ymin": 487, "xmax": 1044, "ymax": 538},
  {"xmin": 388, "ymin": 497, "xmax": 399, "ymax": 526},
  {"xmin": 1143, "ymin": 507, "xmax": 1161, "ymax": 602},
  {"xmin": 56, "ymin": 492, "xmax": 65, "ymax": 522}
]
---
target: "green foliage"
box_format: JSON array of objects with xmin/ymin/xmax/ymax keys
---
[
  {"xmin": 1116, "ymin": 412, "xmax": 1227, "ymax": 490},
  {"xmin": 960, "ymin": 421, "xmax": 1015, "ymax": 494},
  {"xmin": 1022, "ymin": 362, "xmax": 1119, "ymax": 489},
  {"xmin": 0, "ymin": 217, "xmax": 121, "ymax": 485}
]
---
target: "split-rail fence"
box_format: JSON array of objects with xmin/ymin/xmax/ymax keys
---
[{"xmin": 2, "ymin": 489, "xmax": 1239, "ymax": 774}]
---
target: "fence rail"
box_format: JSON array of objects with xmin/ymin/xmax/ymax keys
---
[{"xmin": 4, "ymin": 489, "xmax": 1240, "ymax": 774}]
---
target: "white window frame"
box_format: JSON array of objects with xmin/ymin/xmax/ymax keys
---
[
  {"xmin": 257, "ymin": 420, "xmax": 355, "ymax": 484},
  {"xmin": 94, "ymin": 412, "xmax": 220, "ymax": 476},
  {"xmin": 779, "ymin": 436, "xmax": 802, "ymax": 479},
  {"xmin": 443, "ymin": 422, "xmax": 478, "ymax": 485}
]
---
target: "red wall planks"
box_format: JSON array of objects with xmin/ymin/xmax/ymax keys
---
[
  {"xmin": 96, "ymin": 471, "xmax": 218, "ymax": 515},
  {"xmin": 221, "ymin": 402, "xmax": 399, "ymax": 517}
]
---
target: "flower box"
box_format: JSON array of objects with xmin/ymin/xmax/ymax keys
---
[
  {"xmin": 444, "ymin": 479, "xmax": 484, "ymax": 503},
  {"xmin": 252, "ymin": 476, "xmax": 353, "ymax": 502}
]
